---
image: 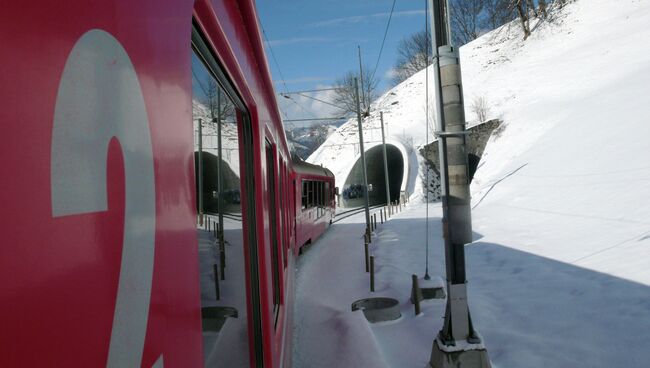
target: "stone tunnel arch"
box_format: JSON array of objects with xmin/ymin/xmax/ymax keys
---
[{"xmin": 342, "ymin": 144, "xmax": 404, "ymax": 207}]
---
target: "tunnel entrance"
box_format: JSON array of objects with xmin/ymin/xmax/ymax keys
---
[
  {"xmin": 194, "ymin": 151, "xmax": 241, "ymax": 214},
  {"xmin": 468, "ymin": 153, "xmax": 480, "ymax": 183},
  {"xmin": 342, "ymin": 144, "xmax": 404, "ymax": 207}
]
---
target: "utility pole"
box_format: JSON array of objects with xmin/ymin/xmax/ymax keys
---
[
  {"xmin": 428, "ymin": 0, "xmax": 491, "ymax": 367},
  {"xmin": 358, "ymin": 46, "xmax": 366, "ymax": 115},
  {"xmin": 197, "ymin": 118, "xmax": 204, "ymax": 226},
  {"xmin": 216, "ymin": 90, "xmax": 224, "ymax": 250},
  {"xmin": 380, "ymin": 112, "xmax": 391, "ymax": 206},
  {"xmin": 355, "ymin": 78, "xmax": 371, "ymax": 241}
]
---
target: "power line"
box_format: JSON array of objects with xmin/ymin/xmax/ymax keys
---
[
  {"xmin": 284, "ymin": 94, "xmax": 321, "ymax": 119},
  {"xmin": 258, "ymin": 18, "xmax": 290, "ymax": 120},
  {"xmin": 279, "ymin": 87, "xmax": 342, "ymax": 94},
  {"xmin": 290, "ymin": 92, "xmax": 347, "ymax": 111},
  {"xmin": 282, "ymin": 117, "xmax": 347, "ymax": 123},
  {"xmin": 369, "ymin": 0, "xmax": 397, "ymax": 84}
]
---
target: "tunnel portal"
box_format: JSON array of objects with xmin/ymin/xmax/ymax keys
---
[
  {"xmin": 343, "ymin": 144, "xmax": 404, "ymax": 207},
  {"xmin": 194, "ymin": 151, "xmax": 241, "ymax": 214}
]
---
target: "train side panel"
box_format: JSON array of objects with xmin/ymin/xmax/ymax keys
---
[
  {"xmin": 0, "ymin": 1, "xmax": 202, "ymax": 366},
  {"xmin": 294, "ymin": 170, "xmax": 336, "ymax": 251},
  {"xmin": 0, "ymin": 0, "xmax": 298, "ymax": 367}
]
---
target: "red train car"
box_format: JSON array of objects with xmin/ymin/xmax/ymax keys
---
[
  {"xmin": 0, "ymin": 1, "xmax": 334, "ymax": 367},
  {"xmin": 293, "ymin": 160, "xmax": 336, "ymax": 251}
]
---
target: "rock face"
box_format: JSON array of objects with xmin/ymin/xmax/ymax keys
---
[{"xmin": 420, "ymin": 119, "xmax": 502, "ymax": 189}]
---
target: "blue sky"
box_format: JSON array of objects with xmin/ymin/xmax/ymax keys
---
[{"xmin": 256, "ymin": 0, "xmax": 429, "ymax": 127}]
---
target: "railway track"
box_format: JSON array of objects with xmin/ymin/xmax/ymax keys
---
[{"xmin": 333, "ymin": 204, "xmax": 385, "ymax": 223}]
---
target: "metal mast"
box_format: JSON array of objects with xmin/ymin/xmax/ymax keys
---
[
  {"xmin": 380, "ymin": 112, "xmax": 391, "ymax": 206},
  {"xmin": 428, "ymin": 0, "xmax": 491, "ymax": 366},
  {"xmin": 354, "ymin": 78, "xmax": 372, "ymax": 241}
]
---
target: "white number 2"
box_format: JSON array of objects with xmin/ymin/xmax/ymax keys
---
[{"xmin": 51, "ymin": 29, "xmax": 161, "ymax": 368}]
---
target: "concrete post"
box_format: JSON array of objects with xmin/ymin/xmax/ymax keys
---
[
  {"xmin": 364, "ymin": 240, "xmax": 369, "ymax": 273},
  {"xmin": 370, "ymin": 256, "xmax": 375, "ymax": 292},
  {"xmin": 412, "ymin": 274, "xmax": 422, "ymax": 315},
  {"xmin": 213, "ymin": 264, "xmax": 220, "ymax": 300},
  {"xmin": 197, "ymin": 118, "xmax": 204, "ymax": 226}
]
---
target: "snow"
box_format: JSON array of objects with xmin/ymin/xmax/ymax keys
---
[
  {"xmin": 293, "ymin": 0, "xmax": 650, "ymax": 367},
  {"xmin": 198, "ymin": 217, "xmax": 249, "ymax": 367}
]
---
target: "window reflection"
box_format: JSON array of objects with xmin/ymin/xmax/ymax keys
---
[{"xmin": 192, "ymin": 50, "xmax": 249, "ymax": 367}]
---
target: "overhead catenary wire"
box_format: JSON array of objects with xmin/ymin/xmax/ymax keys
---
[
  {"xmin": 289, "ymin": 92, "xmax": 348, "ymax": 111},
  {"xmin": 259, "ymin": 18, "xmax": 291, "ymax": 120},
  {"xmin": 369, "ymin": 0, "xmax": 398, "ymax": 84},
  {"xmin": 260, "ymin": 18, "xmax": 348, "ymax": 125}
]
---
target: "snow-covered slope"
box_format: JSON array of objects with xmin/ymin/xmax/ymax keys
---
[
  {"xmin": 464, "ymin": 0, "xmax": 650, "ymax": 285},
  {"xmin": 307, "ymin": 64, "xmax": 438, "ymax": 200},
  {"xmin": 310, "ymin": 0, "xmax": 650, "ymax": 284},
  {"xmin": 295, "ymin": 0, "xmax": 650, "ymax": 366}
]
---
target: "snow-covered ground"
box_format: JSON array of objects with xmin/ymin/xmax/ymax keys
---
[
  {"xmin": 294, "ymin": 0, "xmax": 650, "ymax": 367},
  {"xmin": 294, "ymin": 201, "xmax": 650, "ymax": 367}
]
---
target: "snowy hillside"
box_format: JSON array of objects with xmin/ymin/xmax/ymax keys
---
[
  {"xmin": 307, "ymin": 65, "xmax": 436, "ymax": 200},
  {"xmin": 464, "ymin": 0, "xmax": 650, "ymax": 285},
  {"xmin": 287, "ymin": 124, "xmax": 339, "ymax": 159},
  {"xmin": 295, "ymin": 0, "xmax": 650, "ymax": 367}
]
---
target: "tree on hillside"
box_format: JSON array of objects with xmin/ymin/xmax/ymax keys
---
[
  {"xmin": 484, "ymin": 0, "xmax": 515, "ymax": 29},
  {"xmin": 333, "ymin": 68, "xmax": 378, "ymax": 117},
  {"xmin": 538, "ymin": 0, "xmax": 548, "ymax": 18},
  {"xmin": 449, "ymin": 0, "xmax": 486, "ymax": 46},
  {"xmin": 514, "ymin": 0, "xmax": 531, "ymax": 39},
  {"xmin": 391, "ymin": 30, "xmax": 432, "ymax": 85},
  {"xmin": 526, "ymin": 0, "xmax": 538, "ymax": 18},
  {"xmin": 205, "ymin": 79, "xmax": 235, "ymax": 122}
]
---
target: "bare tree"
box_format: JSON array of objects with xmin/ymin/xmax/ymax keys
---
[
  {"xmin": 205, "ymin": 79, "xmax": 235, "ymax": 122},
  {"xmin": 526, "ymin": 0, "xmax": 538, "ymax": 18},
  {"xmin": 514, "ymin": 0, "xmax": 531, "ymax": 39},
  {"xmin": 538, "ymin": 0, "xmax": 548, "ymax": 18},
  {"xmin": 392, "ymin": 30, "xmax": 433, "ymax": 85},
  {"xmin": 484, "ymin": 0, "xmax": 515, "ymax": 29},
  {"xmin": 449, "ymin": 0, "xmax": 485, "ymax": 46},
  {"xmin": 471, "ymin": 96, "xmax": 490, "ymax": 123},
  {"xmin": 333, "ymin": 68, "xmax": 378, "ymax": 116}
]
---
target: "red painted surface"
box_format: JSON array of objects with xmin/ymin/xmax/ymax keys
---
[
  {"xmin": 0, "ymin": 1, "xmax": 334, "ymax": 367},
  {"xmin": 294, "ymin": 173, "xmax": 336, "ymax": 251}
]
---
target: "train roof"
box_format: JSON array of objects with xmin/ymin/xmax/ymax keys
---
[{"xmin": 292, "ymin": 157, "xmax": 334, "ymax": 178}]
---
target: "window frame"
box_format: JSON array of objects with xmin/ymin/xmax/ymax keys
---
[{"xmin": 191, "ymin": 23, "xmax": 264, "ymax": 366}]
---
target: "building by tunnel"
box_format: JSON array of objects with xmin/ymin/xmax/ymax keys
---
[{"xmin": 343, "ymin": 144, "xmax": 404, "ymax": 207}]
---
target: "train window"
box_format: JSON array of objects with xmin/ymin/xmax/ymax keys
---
[
  {"xmin": 279, "ymin": 160, "xmax": 287, "ymax": 267},
  {"xmin": 302, "ymin": 180, "xmax": 308, "ymax": 210},
  {"xmin": 325, "ymin": 182, "xmax": 330, "ymax": 205},
  {"xmin": 317, "ymin": 181, "xmax": 322, "ymax": 217},
  {"xmin": 307, "ymin": 181, "xmax": 313, "ymax": 208},
  {"xmin": 265, "ymin": 141, "xmax": 281, "ymax": 327},
  {"xmin": 191, "ymin": 26, "xmax": 263, "ymax": 366}
]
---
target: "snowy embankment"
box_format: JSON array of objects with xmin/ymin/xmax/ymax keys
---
[{"xmin": 294, "ymin": 0, "xmax": 650, "ymax": 367}]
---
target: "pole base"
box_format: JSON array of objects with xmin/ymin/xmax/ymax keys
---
[{"xmin": 429, "ymin": 337, "xmax": 492, "ymax": 368}]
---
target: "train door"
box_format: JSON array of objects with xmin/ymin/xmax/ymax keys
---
[
  {"xmin": 265, "ymin": 140, "xmax": 284, "ymax": 334},
  {"xmin": 191, "ymin": 26, "xmax": 262, "ymax": 367},
  {"xmin": 292, "ymin": 178, "xmax": 297, "ymax": 251}
]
